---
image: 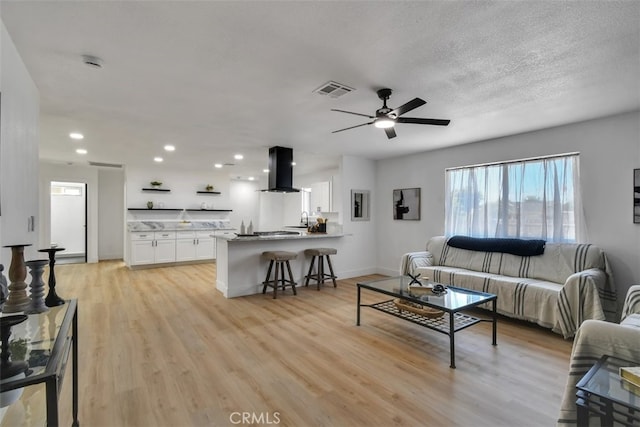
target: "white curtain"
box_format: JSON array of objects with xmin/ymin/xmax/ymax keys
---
[{"xmin": 445, "ymin": 154, "xmax": 585, "ymax": 242}]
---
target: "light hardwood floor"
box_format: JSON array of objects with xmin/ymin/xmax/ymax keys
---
[{"xmin": 4, "ymin": 261, "xmax": 573, "ymax": 427}]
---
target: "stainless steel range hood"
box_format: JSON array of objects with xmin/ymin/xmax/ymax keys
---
[{"xmin": 263, "ymin": 146, "xmax": 299, "ymax": 193}]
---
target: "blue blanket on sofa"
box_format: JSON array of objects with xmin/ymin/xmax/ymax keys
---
[{"xmin": 447, "ymin": 235, "xmax": 546, "ymax": 256}]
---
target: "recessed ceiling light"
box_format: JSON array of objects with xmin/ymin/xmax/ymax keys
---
[
  {"xmin": 234, "ymin": 154, "xmax": 243, "ymax": 160},
  {"xmin": 69, "ymin": 132, "xmax": 84, "ymax": 140},
  {"xmin": 291, "ymin": 162, "xmax": 297, "ymax": 166},
  {"xmin": 164, "ymin": 145, "xmax": 175, "ymax": 152},
  {"xmin": 263, "ymin": 169, "xmax": 269, "ymax": 173},
  {"xmin": 248, "ymin": 177, "xmax": 255, "ymax": 181},
  {"xmin": 214, "ymin": 163, "xmax": 223, "ymax": 168},
  {"xmin": 154, "ymin": 157, "xmax": 163, "ymax": 162},
  {"xmin": 76, "ymin": 148, "xmax": 87, "ymax": 155}
]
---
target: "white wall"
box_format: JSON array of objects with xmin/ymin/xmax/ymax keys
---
[
  {"xmin": 338, "ymin": 155, "xmax": 378, "ymax": 277},
  {"xmin": 125, "ymin": 167, "xmax": 234, "ymax": 211},
  {"xmin": 230, "ymin": 179, "xmax": 261, "ymax": 231},
  {"xmin": 98, "ymin": 168, "xmax": 125, "ymax": 260},
  {"xmin": 375, "ymin": 111, "xmax": 640, "ymax": 307},
  {"xmin": 0, "ymin": 21, "xmax": 40, "ymax": 264}
]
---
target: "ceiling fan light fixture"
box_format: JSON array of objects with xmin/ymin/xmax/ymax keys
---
[{"xmin": 374, "ymin": 118, "xmax": 395, "ymax": 129}]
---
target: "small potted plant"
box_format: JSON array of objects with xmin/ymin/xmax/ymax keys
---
[
  {"xmin": 206, "ymin": 184, "xmax": 214, "ymax": 192},
  {"xmin": 150, "ymin": 181, "xmax": 162, "ymax": 188}
]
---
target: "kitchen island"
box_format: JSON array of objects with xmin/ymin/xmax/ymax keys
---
[{"xmin": 215, "ymin": 232, "xmax": 346, "ymax": 298}]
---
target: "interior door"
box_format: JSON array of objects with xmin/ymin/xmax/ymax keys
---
[{"xmin": 50, "ymin": 181, "xmax": 87, "ymax": 263}]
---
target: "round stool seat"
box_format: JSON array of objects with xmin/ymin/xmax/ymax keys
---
[
  {"xmin": 304, "ymin": 248, "xmax": 337, "ymax": 256},
  {"xmin": 262, "ymin": 251, "xmax": 297, "ymax": 261}
]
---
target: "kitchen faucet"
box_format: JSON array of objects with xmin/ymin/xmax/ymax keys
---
[{"xmin": 300, "ymin": 211, "xmax": 309, "ymax": 226}]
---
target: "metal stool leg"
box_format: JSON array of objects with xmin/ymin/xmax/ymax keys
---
[
  {"xmin": 286, "ymin": 260, "xmax": 297, "ymax": 295},
  {"xmin": 305, "ymin": 256, "xmax": 316, "ymax": 287},
  {"xmin": 272, "ymin": 261, "xmax": 280, "ymax": 299},
  {"xmin": 318, "ymin": 255, "xmax": 324, "ymax": 289},
  {"xmin": 262, "ymin": 260, "xmax": 274, "ymax": 294},
  {"xmin": 326, "ymin": 255, "xmax": 337, "ymax": 287}
]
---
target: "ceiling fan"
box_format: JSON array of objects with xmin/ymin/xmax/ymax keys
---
[{"xmin": 331, "ymin": 88, "xmax": 450, "ymax": 139}]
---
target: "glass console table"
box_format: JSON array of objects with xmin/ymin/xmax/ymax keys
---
[{"xmin": 0, "ymin": 300, "xmax": 78, "ymax": 426}]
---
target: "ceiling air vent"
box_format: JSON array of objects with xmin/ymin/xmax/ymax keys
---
[
  {"xmin": 89, "ymin": 161, "xmax": 122, "ymax": 168},
  {"xmin": 313, "ymin": 81, "xmax": 355, "ymax": 98}
]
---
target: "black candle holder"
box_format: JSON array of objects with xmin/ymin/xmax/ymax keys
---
[{"xmin": 38, "ymin": 247, "xmax": 66, "ymax": 307}]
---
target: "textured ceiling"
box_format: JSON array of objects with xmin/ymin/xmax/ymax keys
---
[{"xmin": 1, "ymin": 1, "xmax": 639, "ymax": 177}]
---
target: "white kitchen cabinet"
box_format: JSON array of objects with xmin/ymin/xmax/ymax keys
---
[
  {"xmin": 129, "ymin": 231, "xmax": 176, "ymax": 265},
  {"xmin": 195, "ymin": 231, "xmax": 215, "ymax": 260},
  {"xmin": 131, "ymin": 239, "xmax": 155, "ymax": 265},
  {"xmin": 176, "ymin": 231, "xmax": 197, "ymax": 262},
  {"xmin": 310, "ymin": 181, "xmax": 332, "ymax": 213},
  {"xmin": 176, "ymin": 231, "xmax": 215, "ymax": 261},
  {"xmin": 154, "ymin": 239, "xmax": 177, "ymax": 263}
]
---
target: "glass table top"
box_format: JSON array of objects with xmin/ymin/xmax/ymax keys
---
[
  {"xmin": 1, "ymin": 302, "xmax": 73, "ymax": 386},
  {"xmin": 577, "ymin": 355, "xmax": 640, "ymax": 408},
  {"xmin": 358, "ymin": 276, "xmax": 496, "ymax": 312}
]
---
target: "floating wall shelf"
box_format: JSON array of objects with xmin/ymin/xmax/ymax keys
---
[
  {"xmin": 127, "ymin": 208, "xmax": 182, "ymax": 211},
  {"xmin": 142, "ymin": 188, "xmax": 171, "ymax": 192},
  {"xmin": 127, "ymin": 208, "xmax": 232, "ymax": 212},
  {"xmin": 196, "ymin": 191, "xmax": 221, "ymax": 195},
  {"xmin": 185, "ymin": 209, "xmax": 232, "ymax": 212}
]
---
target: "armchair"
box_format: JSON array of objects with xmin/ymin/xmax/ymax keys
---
[{"xmin": 556, "ymin": 285, "xmax": 640, "ymax": 426}]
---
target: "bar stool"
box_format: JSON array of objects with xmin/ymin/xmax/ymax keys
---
[
  {"xmin": 304, "ymin": 248, "xmax": 337, "ymax": 290},
  {"xmin": 262, "ymin": 251, "xmax": 297, "ymax": 299}
]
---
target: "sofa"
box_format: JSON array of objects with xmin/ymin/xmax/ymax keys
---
[
  {"xmin": 556, "ymin": 285, "xmax": 640, "ymax": 426},
  {"xmin": 400, "ymin": 236, "xmax": 617, "ymax": 338}
]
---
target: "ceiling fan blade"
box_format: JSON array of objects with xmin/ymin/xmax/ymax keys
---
[
  {"xmin": 396, "ymin": 117, "xmax": 451, "ymax": 126},
  {"xmin": 384, "ymin": 127, "xmax": 397, "ymax": 139},
  {"xmin": 391, "ymin": 98, "xmax": 426, "ymax": 117},
  {"xmin": 332, "ymin": 121, "xmax": 375, "ymax": 134},
  {"xmin": 331, "ymin": 109, "xmax": 375, "ymax": 119}
]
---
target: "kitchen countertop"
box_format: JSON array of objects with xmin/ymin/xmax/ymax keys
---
[
  {"xmin": 127, "ymin": 220, "xmax": 234, "ymax": 232},
  {"xmin": 217, "ymin": 232, "xmax": 344, "ymax": 241}
]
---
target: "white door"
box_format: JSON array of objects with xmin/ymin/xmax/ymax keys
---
[{"xmin": 50, "ymin": 181, "xmax": 86, "ymax": 263}]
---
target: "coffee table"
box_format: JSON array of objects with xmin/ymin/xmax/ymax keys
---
[{"xmin": 357, "ymin": 275, "xmax": 497, "ymax": 368}]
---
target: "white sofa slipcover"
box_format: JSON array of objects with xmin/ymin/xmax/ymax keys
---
[{"xmin": 400, "ymin": 236, "xmax": 617, "ymax": 338}]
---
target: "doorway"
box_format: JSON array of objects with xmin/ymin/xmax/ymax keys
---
[{"xmin": 50, "ymin": 181, "xmax": 87, "ymax": 264}]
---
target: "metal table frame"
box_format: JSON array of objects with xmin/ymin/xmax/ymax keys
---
[{"xmin": 0, "ymin": 299, "xmax": 79, "ymax": 426}]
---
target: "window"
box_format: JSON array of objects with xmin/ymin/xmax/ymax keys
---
[{"xmin": 445, "ymin": 153, "xmax": 584, "ymax": 242}]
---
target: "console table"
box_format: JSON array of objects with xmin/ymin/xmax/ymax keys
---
[{"xmin": 0, "ymin": 299, "xmax": 78, "ymax": 426}]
